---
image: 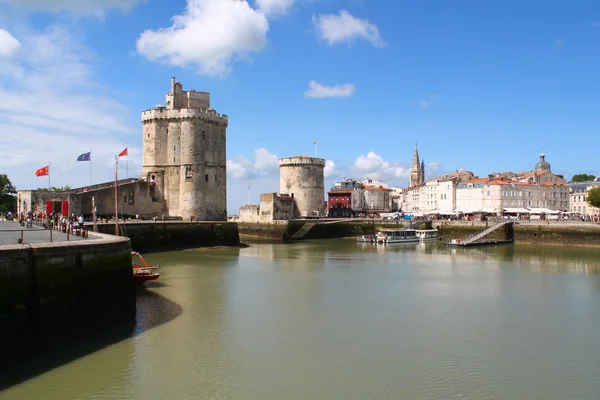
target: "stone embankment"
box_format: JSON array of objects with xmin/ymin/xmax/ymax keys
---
[
  {"xmin": 94, "ymin": 221, "xmax": 240, "ymax": 253},
  {"xmin": 238, "ymin": 219, "xmax": 600, "ymax": 246},
  {"xmin": 0, "ymin": 231, "xmax": 134, "ymax": 366}
]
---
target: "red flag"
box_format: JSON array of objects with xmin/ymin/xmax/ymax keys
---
[
  {"xmin": 35, "ymin": 165, "xmax": 49, "ymax": 177},
  {"xmin": 118, "ymin": 148, "xmax": 128, "ymax": 157}
]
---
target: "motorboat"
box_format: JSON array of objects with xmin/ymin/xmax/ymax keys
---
[{"xmin": 132, "ymin": 251, "xmax": 160, "ymax": 284}]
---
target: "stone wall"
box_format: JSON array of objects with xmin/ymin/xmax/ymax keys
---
[
  {"xmin": 0, "ymin": 234, "xmax": 134, "ymax": 365},
  {"xmin": 95, "ymin": 222, "xmax": 240, "ymax": 252}
]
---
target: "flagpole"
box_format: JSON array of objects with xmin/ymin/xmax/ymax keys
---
[
  {"xmin": 314, "ymin": 140, "xmax": 318, "ymax": 158},
  {"xmin": 48, "ymin": 161, "xmax": 51, "ymax": 189},
  {"xmin": 89, "ymin": 147, "xmax": 92, "ymax": 187},
  {"xmin": 247, "ymin": 182, "xmax": 250, "ymax": 205},
  {"xmin": 126, "ymin": 143, "xmax": 128, "ymax": 179},
  {"xmin": 114, "ymin": 155, "xmax": 119, "ymax": 236}
]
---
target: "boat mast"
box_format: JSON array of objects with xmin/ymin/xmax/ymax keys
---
[{"xmin": 114, "ymin": 155, "xmax": 118, "ymax": 236}]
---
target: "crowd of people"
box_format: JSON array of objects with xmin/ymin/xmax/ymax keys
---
[{"xmin": 9, "ymin": 211, "xmax": 86, "ymax": 231}]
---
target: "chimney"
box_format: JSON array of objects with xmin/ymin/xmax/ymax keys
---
[{"xmin": 171, "ymin": 77, "xmax": 176, "ymax": 93}]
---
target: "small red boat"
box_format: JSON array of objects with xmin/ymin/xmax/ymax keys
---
[{"xmin": 132, "ymin": 251, "xmax": 160, "ymax": 284}]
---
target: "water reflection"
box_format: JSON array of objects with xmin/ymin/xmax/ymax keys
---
[{"xmin": 2, "ymin": 241, "xmax": 600, "ymax": 399}]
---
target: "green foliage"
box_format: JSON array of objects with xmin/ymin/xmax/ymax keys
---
[
  {"xmin": 0, "ymin": 174, "xmax": 17, "ymax": 212},
  {"xmin": 587, "ymin": 187, "xmax": 600, "ymax": 209},
  {"xmin": 570, "ymin": 174, "xmax": 596, "ymax": 183},
  {"xmin": 36, "ymin": 186, "xmax": 72, "ymax": 192}
]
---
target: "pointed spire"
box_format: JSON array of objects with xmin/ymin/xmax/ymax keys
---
[{"xmin": 411, "ymin": 143, "xmax": 420, "ymax": 169}]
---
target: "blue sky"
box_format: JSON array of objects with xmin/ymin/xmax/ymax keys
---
[{"xmin": 1, "ymin": 0, "xmax": 600, "ymax": 213}]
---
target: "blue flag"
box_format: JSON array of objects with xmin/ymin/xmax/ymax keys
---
[{"xmin": 77, "ymin": 152, "xmax": 91, "ymax": 161}]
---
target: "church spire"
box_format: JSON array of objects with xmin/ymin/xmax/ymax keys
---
[{"xmin": 409, "ymin": 143, "xmax": 423, "ymax": 187}]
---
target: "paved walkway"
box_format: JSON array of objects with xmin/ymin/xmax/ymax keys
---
[{"xmin": 0, "ymin": 221, "xmax": 97, "ymax": 246}]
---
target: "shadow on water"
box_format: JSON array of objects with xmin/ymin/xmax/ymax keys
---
[{"xmin": 0, "ymin": 287, "xmax": 183, "ymax": 391}]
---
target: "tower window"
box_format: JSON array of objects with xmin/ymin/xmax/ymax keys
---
[
  {"xmin": 202, "ymin": 130, "xmax": 206, "ymax": 140},
  {"xmin": 205, "ymin": 174, "xmax": 208, "ymax": 182},
  {"xmin": 173, "ymin": 157, "xmax": 175, "ymax": 162},
  {"xmin": 215, "ymin": 175, "xmax": 217, "ymax": 182},
  {"xmin": 147, "ymin": 134, "xmax": 150, "ymax": 138},
  {"xmin": 174, "ymin": 145, "xmax": 176, "ymax": 151}
]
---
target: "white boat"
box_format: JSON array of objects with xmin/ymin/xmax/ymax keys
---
[
  {"xmin": 415, "ymin": 229, "xmax": 439, "ymax": 242},
  {"xmin": 357, "ymin": 234, "xmax": 376, "ymax": 243},
  {"xmin": 376, "ymin": 228, "xmax": 439, "ymax": 244}
]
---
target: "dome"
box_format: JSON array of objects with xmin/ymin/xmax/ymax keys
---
[{"xmin": 535, "ymin": 153, "xmax": 551, "ymax": 172}]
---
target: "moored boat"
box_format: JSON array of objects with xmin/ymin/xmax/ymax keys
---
[
  {"xmin": 357, "ymin": 234, "xmax": 376, "ymax": 243},
  {"xmin": 132, "ymin": 251, "xmax": 160, "ymax": 284},
  {"xmin": 376, "ymin": 228, "xmax": 419, "ymax": 244},
  {"xmin": 415, "ymin": 229, "xmax": 439, "ymax": 242}
]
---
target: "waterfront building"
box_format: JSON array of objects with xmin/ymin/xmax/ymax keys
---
[
  {"xmin": 328, "ymin": 179, "xmax": 362, "ymax": 218},
  {"xmin": 455, "ymin": 177, "xmax": 569, "ymax": 213},
  {"xmin": 570, "ymin": 180, "xmax": 600, "ymax": 215},
  {"xmin": 17, "ymin": 77, "xmax": 229, "ymax": 221},
  {"xmin": 141, "ymin": 77, "xmax": 229, "ymax": 220}
]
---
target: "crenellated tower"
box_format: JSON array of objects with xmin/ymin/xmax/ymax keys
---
[{"xmin": 141, "ymin": 77, "xmax": 228, "ymax": 220}]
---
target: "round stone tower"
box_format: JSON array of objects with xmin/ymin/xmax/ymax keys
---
[
  {"xmin": 279, "ymin": 156, "xmax": 325, "ymax": 218},
  {"xmin": 141, "ymin": 77, "xmax": 228, "ymax": 220}
]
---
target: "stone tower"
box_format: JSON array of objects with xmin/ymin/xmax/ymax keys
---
[
  {"xmin": 141, "ymin": 77, "xmax": 228, "ymax": 220},
  {"xmin": 409, "ymin": 144, "xmax": 424, "ymax": 187},
  {"xmin": 279, "ymin": 156, "xmax": 325, "ymax": 218}
]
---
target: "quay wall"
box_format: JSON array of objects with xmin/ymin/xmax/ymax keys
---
[
  {"xmin": 0, "ymin": 235, "xmax": 134, "ymax": 366},
  {"xmin": 435, "ymin": 222, "xmax": 600, "ymax": 246},
  {"xmin": 237, "ymin": 219, "xmax": 600, "ymax": 246},
  {"xmin": 95, "ymin": 222, "xmax": 240, "ymax": 252}
]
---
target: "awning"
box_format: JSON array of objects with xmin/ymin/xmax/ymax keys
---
[
  {"xmin": 528, "ymin": 207, "xmax": 560, "ymax": 214},
  {"xmin": 503, "ymin": 207, "xmax": 530, "ymax": 214},
  {"xmin": 478, "ymin": 208, "xmax": 499, "ymax": 214}
]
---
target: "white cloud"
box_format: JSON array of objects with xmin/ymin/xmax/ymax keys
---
[
  {"xmin": 352, "ymin": 151, "xmax": 410, "ymax": 183},
  {"xmin": 427, "ymin": 161, "xmax": 441, "ymax": 176},
  {"xmin": 0, "ymin": 28, "xmax": 20, "ymax": 58},
  {"xmin": 227, "ymin": 148, "xmax": 280, "ymax": 180},
  {"xmin": 0, "ymin": 0, "xmax": 139, "ymax": 17},
  {"xmin": 419, "ymin": 94, "xmax": 438, "ymax": 108},
  {"xmin": 256, "ymin": 0, "xmax": 295, "ymax": 16},
  {"xmin": 313, "ymin": 10, "xmax": 384, "ymax": 46},
  {"xmin": 305, "ymin": 80, "xmax": 356, "ymax": 98},
  {"xmin": 0, "ymin": 26, "xmax": 138, "ymax": 191},
  {"xmin": 137, "ymin": 0, "xmax": 269, "ymax": 76},
  {"xmin": 324, "ymin": 160, "xmax": 338, "ymax": 178}
]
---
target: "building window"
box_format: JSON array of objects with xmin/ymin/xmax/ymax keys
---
[
  {"xmin": 202, "ymin": 130, "xmax": 206, "ymax": 140},
  {"xmin": 174, "ymin": 145, "xmax": 176, "ymax": 151},
  {"xmin": 123, "ymin": 195, "xmax": 128, "ymax": 204},
  {"xmin": 205, "ymin": 174, "xmax": 209, "ymax": 182},
  {"xmin": 215, "ymin": 175, "xmax": 217, "ymax": 182},
  {"xmin": 129, "ymin": 191, "xmax": 135, "ymax": 205},
  {"xmin": 185, "ymin": 167, "xmax": 193, "ymax": 182}
]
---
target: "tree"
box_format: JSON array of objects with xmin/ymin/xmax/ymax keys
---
[
  {"xmin": 587, "ymin": 187, "xmax": 600, "ymax": 209},
  {"xmin": 36, "ymin": 186, "xmax": 72, "ymax": 192},
  {"xmin": 570, "ymin": 174, "xmax": 596, "ymax": 183},
  {"xmin": 0, "ymin": 174, "xmax": 17, "ymax": 213}
]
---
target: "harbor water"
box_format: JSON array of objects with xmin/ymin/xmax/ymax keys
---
[{"xmin": 2, "ymin": 239, "xmax": 600, "ymax": 399}]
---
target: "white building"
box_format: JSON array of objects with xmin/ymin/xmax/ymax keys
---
[
  {"xmin": 570, "ymin": 181, "xmax": 600, "ymax": 215},
  {"xmin": 456, "ymin": 178, "xmax": 570, "ymax": 213}
]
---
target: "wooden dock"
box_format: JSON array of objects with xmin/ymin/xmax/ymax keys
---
[{"xmin": 446, "ymin": 221, "xmax": 514, "ymax": 247}]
